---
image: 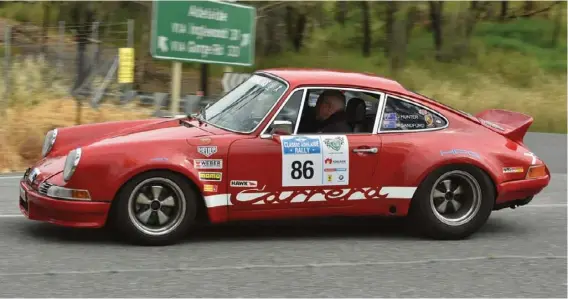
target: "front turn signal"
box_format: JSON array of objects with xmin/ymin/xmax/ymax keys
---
[{"xmin": 526, "ymin": 164, "xmax": 547, "ymax": 179}]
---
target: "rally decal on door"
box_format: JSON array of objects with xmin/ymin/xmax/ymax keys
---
[{"xmin": 280, "ymin": 135, "xmax": 349, "ymax": 187}]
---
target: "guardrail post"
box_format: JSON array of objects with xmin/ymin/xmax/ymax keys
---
[
  {"xmin": 3, "ymin": 24, "xmax": 11, "ymax": 113},
  {"xmin": 57, "ymin": 21, "xmax": 64, "ymax": 75}
]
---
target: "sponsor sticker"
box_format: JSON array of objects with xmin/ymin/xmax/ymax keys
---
[
  {"xmin": 281, "ymin": 135, "xmax": 349, "ymax": 187},
  {"xmin": 382, "ymin": 120, "xmax": 397, "ymax": 129},
  {"xmin": 197, "ymin": 146, "xmax": 217, "ymax": 157},
  {"xmin": 425, "ymin": 114, "xmax": 434, "ymax": 126},
  {"xmin": 203, "ymin": 184, "xmax": 218, "ymax": 192},
  {"xmin": 440, "ymin": 149, "xmax": 480, "ymax": 159},
  {"xmin": 324, "ymin": 157, "xmax": 347, "ymax": 165},
  {"xmin": 194, "ymin": 159, "xmax": 222, "ymax": 169},
  {"xmin": 384, "ymin": 112, "xmax": 398, "ymax": 120},
  {"xmin": 198, "ymin": 172, "xmax": 222, "ymax": 181},
  {"xmin": 323, "ymin": 136, "xmax": 344, "ymax": 152},
  {"xmin": 503, "ymin": 167, "xmax": 524, "ymax": 173},
  {"xmin": 230, "ymin": 180, "xmax": 258, "ymax": 188},
  {"xmin": 399, "ymin": 114, "xmax": 420, "ymax": 120}
]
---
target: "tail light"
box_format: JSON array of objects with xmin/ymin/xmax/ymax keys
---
[{"xmin": 526, "ymin": 164, "xmax": 547, "ymax": 179}]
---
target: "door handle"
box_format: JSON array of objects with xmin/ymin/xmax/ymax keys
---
[{"xmin": 353, "ymin": 147, "xmax": 378, "ymax": 154}]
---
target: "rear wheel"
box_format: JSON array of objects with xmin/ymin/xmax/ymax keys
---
[
  {"xmin": 409, "ymin": 165, "xmax": 494, "ymax": 240},
  {"xmin": 112, "ymin": 171, "xmax": 198, "ymax": 245}
]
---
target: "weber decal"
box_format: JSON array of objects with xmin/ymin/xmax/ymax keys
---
[
  {"xmin": 198, "ymin": 172, "xmax": 222, "ymax": 181},
  {"xmin": 197, "ymin": 146, "xmax": 217, "ymax": 157},
  {"xmin": 230, "ymin": 180, "xmax": 258, "ymax": 188},
  {"xmin": 503, "ymin": 166, "xmax": 524, "ymax": 173},
  {"xmin": 203, "ymin": 184, "xmax": 218, "ymax": 192},
  {"xmin": 194, "ymin": 159, "xmax": 222, "ymax": 169}
]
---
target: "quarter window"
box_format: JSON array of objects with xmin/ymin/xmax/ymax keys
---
[
  {"xmin": 266, "ymin": 89, "xmax": 305, "ymax": 133},
  {"xmin": 381, "ymin": 96, "xmax": 447, "ymax": 131}
]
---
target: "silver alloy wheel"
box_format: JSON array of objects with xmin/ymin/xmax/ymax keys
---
[
  {"xmin": 127, "ymin": 177, "xmax": 187, "ymax": 236},
  {"xmin": 429, "ymin": 170, "xmax": 482, "ymax": 226}
]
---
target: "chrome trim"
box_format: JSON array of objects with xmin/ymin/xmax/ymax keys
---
[
  {"xmin": 38, "ymin": 181, "xmax": 53, "ymax": 195},
  {"xmin": 260, "ymin": 86, "xmax": 386, "ymax": 136},
  {"xmin": 27, "ymin": 168, "xmax": 40, "ymax": 185},
  {"xmin": 46, "ymin": 185, "xmax": 92, "ymax": 201},
  {"xmin": 377, "ymin": 93, "xmax": 450, "ymax": 134},
  {"xmin": 200, "ymin": 72, "xmax": 291, "ymax": 135},
  {"xmin": 42, "ymin": 128, "xmax": 58, "ymax": 158},
  {"xmin": 63, "ymin": 148, "xmax": 82, "ymax": 182}
]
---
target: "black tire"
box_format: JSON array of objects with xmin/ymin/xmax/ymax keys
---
[
  {"xmin": 408, "ymin": 164, "xmax": 495, "ymax": 240},
  {"xmin": 110, "ymin": 170, "xmax": 199, "ymax": 246}
]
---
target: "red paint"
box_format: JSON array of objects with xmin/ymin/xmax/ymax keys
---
[{"xmin": 19, "ymin": 69, "xmax": 551, "ymax": 229}]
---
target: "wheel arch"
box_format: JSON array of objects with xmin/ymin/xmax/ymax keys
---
[
  {"xmin": 411, "ymin": 162, "xmax": 498, "ymax": 204},
  {"xmin": 106, "ymin": 168, "xmax": 209, "ymax": 227}
]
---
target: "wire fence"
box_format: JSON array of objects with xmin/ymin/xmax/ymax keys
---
[{"xmin": 0, "ymin": 19, "xmax": 235, "ymax": 117}]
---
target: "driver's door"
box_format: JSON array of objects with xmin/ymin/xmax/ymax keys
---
[
  {"xmin": 226, "ymin": 87, "xmax": 384, "ymax": 221},
  {"xmin": 226, "ymin": 88, "xmax": 306, "ymax": 220}
]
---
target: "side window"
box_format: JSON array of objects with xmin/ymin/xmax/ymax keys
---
[
  {"xmin": 266, "ymin": 89, "xmax": 305, "ymax": 134},
  {"xmin": 381, "ymin": 96, "xmax": 447, "ymax": 131},
  {"xmin": 297, "ymin": 88, "xmax": 381, "ymax": 134}
]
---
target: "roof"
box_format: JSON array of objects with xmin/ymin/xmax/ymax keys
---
[{"xmin": 259, "ymin": 68, "xmax": 410, "ymax": 95}]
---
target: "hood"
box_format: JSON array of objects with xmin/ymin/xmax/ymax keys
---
[
  {"xmin": 51, "ymin": 118, "xmax": 215, "ymax": 157},
  {"xmin": 88, "ymin": 121, "xmax": 211, "ymax": 148}
]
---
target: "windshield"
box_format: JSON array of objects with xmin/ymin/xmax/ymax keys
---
[{"xmin": 202, "ymin": 74, "xmax": 288, "ymax": 133}]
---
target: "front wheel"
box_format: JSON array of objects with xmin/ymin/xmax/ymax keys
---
[
  {"xmin": 111, "ymin": 171, "xmax": 198, "ymax": 245},
  {"xmin": 409, "ymin": 165, "xmax": 495, "ymax": 240}
]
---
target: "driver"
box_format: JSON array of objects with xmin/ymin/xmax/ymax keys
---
[{"xmin": 314, "ymin": 89, "xmax": 351, "ymax": 133}]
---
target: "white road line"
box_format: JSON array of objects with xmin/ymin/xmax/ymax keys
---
[
  {"xmin": 0, "ymin": 176, "xmax": 22, "ymax": 180},
  {"xmin": 0, "ymin": 214, "xmax": 23, "ymax": 218},
  {"xmin": 0, "ymin": 255, "xmax": 564, "ymax": 277}
]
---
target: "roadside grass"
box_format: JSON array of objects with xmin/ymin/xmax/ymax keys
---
[{"xmin": 0, "ymin": 56, "xmax": 153, "ymax": 172}]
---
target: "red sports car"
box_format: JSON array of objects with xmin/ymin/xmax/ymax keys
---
[{"xmin": 18, "ymin": 69, "xmax": 551, "ymax": 245}]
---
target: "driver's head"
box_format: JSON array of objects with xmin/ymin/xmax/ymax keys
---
[{"xmin": 315, "ymin": 90, "xmax": 346, "ymax": 121}]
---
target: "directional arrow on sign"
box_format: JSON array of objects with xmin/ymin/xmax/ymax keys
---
[
  {"xmin": 158, "ymin": 36, "xmax": 169, "ymax": 52},
  {"xmin": 240, "ymin": 33, "xmax": 250, "ymax": 47}
]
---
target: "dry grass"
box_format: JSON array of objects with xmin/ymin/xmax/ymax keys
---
[
  {"xmin": 0, "ymin": 98, "xmax": 153, "ymax": 172},
  {"xmin": 0, "ymin": 54, "xmax": 154, "ymax": 172},
  {"xmin": 393, "ymin": 64, "xmax": 568, "ymax": 134}
]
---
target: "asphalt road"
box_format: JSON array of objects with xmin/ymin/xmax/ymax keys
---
[{"xmin": 0, "ymin": 132, "xmax": 565, "ymax": 297}]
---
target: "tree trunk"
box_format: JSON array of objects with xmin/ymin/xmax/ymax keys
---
[
  {"xmin": 41, "ymin": 2, "xmax": 50, "ymax": 55},
  {"xmin": 523, "ymin": 1, "xmax": 534, "ymax": 17},
  {"xmin": 500, "ymin": 1, "xmax": 508, "ymax": 21},
  {"xmin": 361, "ymin": 1, "xmax": 371, "ymax": 57},
  {"xmin": 286, "ymin": 5, "xmax": 307, "ymax": 52},
  {"xmin": 384, "ymin": 1, "xmax": 397, "ymax": 58},
  {"xmin": 551, "ymin": 2, "xmax": 563, "ymax": 47},
  {"xmin": 428, "ymin": 1, "xmax": 444, "ymax": 61},
  {"xmin": 336, "ymin": 1, "xmax": 347, "ymax": 26}
]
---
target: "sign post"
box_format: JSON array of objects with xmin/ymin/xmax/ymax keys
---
[{"xmin": 150, "ymin": 0, "xmax": 256, "ymax": 114}]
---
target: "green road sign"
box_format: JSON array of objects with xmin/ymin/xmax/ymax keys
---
[{"xmin": 151, "ymin": 0, "xmax": 256, "ymax": 66}]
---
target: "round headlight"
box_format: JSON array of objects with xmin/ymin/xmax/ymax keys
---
[
  {"xmin": 63, "ymin": 148, "xmax": 82, "ymax": 182},
  {"xmin": 41, "ymin": 129, "xmax": 58, "ymax": 157}
]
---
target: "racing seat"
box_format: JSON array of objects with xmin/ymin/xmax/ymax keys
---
[{"xmin": 346, "ymin": 98, "xmax": 368, "ymax": 133}]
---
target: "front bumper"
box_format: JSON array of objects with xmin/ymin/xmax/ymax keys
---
[
  {"xmin": 19, "ymin": 180, "xmax": 110, "ymax": 228},
  {"xmin": 494, "ymin": 174, "xmax": 550, "ymax": 209}
]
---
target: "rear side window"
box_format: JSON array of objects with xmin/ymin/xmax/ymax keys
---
[{"xmin": 381, "ymin": 96, "xmax": 447, "ymax": 131}]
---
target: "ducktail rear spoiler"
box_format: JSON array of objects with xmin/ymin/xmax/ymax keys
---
[{"xmin": 475, "ymin": 109, "xmax": 533, "ymax": 144}]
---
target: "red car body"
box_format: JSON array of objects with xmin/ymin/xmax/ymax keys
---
[{"xmin": 18, "ymin": 68, "xmax": 551, "ymax": 242}]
